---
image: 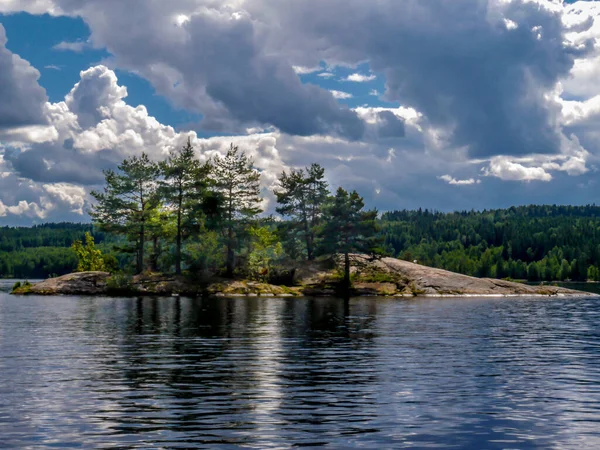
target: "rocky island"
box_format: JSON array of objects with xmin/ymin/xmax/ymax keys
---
[{"xmin": 11, "ymin": 254, "xmax": 594, "ymax": 298}]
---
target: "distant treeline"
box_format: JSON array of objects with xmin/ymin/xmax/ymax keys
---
[
  {"xmin": 3, "ymin": 205, "xmax": 600, "ymax": 282},
  {"xmin": 381, "ymin": 205, "xmax": 600, "ymax": 282},
  {"xmin": 0, "ymin": 224, "xmax": 102, "ymax": 278}
]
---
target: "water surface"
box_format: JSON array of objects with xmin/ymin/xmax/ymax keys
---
[{"xmin": 1, "ymin": 291, "xmax": 599, "ymax": 448}]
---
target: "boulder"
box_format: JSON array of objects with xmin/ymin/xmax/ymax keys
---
[{"xmin": 19, "ymin": 271, "xmax": 111, "ymax": 295}]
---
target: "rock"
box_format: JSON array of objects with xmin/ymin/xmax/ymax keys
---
[
  {"xmin": 340, "ymin": 254, "xmax": 589, "ymax": 297},
  {"xmin": 15, "ymin": 271, "xmax": 111, "ymax": 295}
]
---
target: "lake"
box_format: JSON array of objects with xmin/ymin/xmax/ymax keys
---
[{"xmin": 1, "ymin": 285, "xmax": 600, "ymax": 448}]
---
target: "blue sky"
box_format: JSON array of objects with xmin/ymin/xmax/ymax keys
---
[{"xmin": 0, "ymin": 0, "xmax": 600, "ymax": 225}]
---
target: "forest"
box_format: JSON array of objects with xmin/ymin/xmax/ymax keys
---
[
  {"xmin": 381, "ymin": 205, "xmax": 600, "ymax": 282},
  {"xmin": 1, "ymin": 141, "xmax": 600, "ymax": 283}
]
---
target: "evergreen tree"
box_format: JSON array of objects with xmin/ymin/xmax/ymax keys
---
[
  {"xmin": 160, "ymin": 138, "xmax": 210, "ymax": 274},
  {"xmin": 210, "ymin": 144, "xmax": 262, "ymax": 276},
  {"xmin": 318, "ymin": 187, "xmax": 379, "ymax": 290},
  {"xmin": 275, "ymin": 163, "xmax": 329, "ymax": 260},
  {"xmin": 90, "ymin": 153, "xmax": 160, "ymax": 274}
]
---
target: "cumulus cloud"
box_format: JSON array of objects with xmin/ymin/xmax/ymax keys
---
[
  {"xmin": 33, "ymin": 0, "xmax": 368, "ymax": 140},
  {"xmin": 52, "ymin": 40, "xmax": 89, "ymax": 53},
  {"xmin": 484, "ymin": 156, "xmax": 553, "ymax": 182},
  {"xmin": 345, "ymin": 73, "xmax": 376, "ymax": 82},
  {"xmin": 0, "ymin": 24, "xmax": 48, "ymax": 131},
  {"xmin": 0, "ymin": 65, "xmax": 293, "ymax": 221},
  {"xmin": 292, "ymin": 65, "xmax": 321, "ymax": 74},
  {"xmin": 439, "ymin": 175, "xmax": 481, "ymax": 185},
  {"xmin": 0, "ymin": 0, "xmax": 61, "ymax": 15},
  {"xmin": 330, "ymin": 90, "xmax": 353, "ymax": 100},
  {"xmin": 317, "ymin": 72, "xmax": 335, "ymax": 79},
  {"xmin": 11, "ymin": 0, "xmax": 595, "ymax": 156},
  {"xmin": 3, "ymin": 0, "xmax": 600, "ymax": 222},
  {"xmin": 0, "ymin": 156, "xmax": 88, "ymax": 223},
  {"xmin": 250, "ymin": 0, "xmax": 592, "ymax": 160}
]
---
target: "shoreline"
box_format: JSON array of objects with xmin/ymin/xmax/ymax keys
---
[{"xmin": 11, "ymin": 254, "xmax": 598, "ymax": 298}]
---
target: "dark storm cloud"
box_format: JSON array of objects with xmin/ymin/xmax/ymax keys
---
[
  {"xmin": 252, "ymin": 0, "xmax": 593, "ymax": 157},
  {"xmin": 3, "ymin": 141, "xmax": 121, "ymax": 185},
  {"xmin": 376, "ymin": 111, "xmax": 406, "ymax": 139},
  {"xmin": 0, "ymin": 24, "xmax": 47, "ymax": 130}
]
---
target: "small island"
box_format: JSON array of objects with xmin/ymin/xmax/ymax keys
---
[{"xmin": 12, "ymin": 254, "xmax": 591, "ymax": 298}]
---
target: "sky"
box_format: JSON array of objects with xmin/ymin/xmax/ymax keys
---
[{"xmin": 1, "ymin": 0, "xmax": 600, "ymax": 225}]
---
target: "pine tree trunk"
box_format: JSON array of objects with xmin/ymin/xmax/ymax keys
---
[
  {"xmin": 305, "ymin": 225, "xmax": 314, "ymax": 261},
  {"xmin": 151, "ymin": 236, "xmax": 159, "ymax": 272},
  {"xmin": 226, "ymin": 227, "xmax": 234, "ymax": 278},
  {"xmin": 344, "ymin": 251, "xmax": 351, "ymax": 292},
  {"xmin": 138, "ymin": 223, "xmax": 145, "ymax": 274},
  {"xmin": 175, "ymin": 202, "xmax": 182, "ymax": 275}
]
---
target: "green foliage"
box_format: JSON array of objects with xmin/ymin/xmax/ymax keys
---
[
  {"xmin": 12, "ymin": 280, "xmax": 32, "ymax": 294},
  {"xmin": 106, "ymin": 273, "xmax": 134, "ymax": 293},
  {"xmin": 184, "ymin": 231, "xmax": 225, "ymax": 276},
  {"xmin": 318, "ymin": 188, "xmax": 379, "ymax": 289},
  {"xmin": 0, "ymin": 246, "xmax": 78, "ymax": 278},
  {"xmin": 275, "ymin": 163, "xmax": 329, "ymax": 260},
  {"xmin": 247, "ymin": 226, "xmax": 284, "ymax": 281},
  {"xmin": 318, "ymin": 187, "xmax": 379, "ymax": 256},
  {"xmin": 90, "ymin": 153, "xmax": 160, "ymax": 274},
  {"xmin": 102, "ymin": 254, "xmax": 120, "ymax": 274},
  {"xmin": 160, "ymin": 138, "xmax": 212, "ymax": 274},
  {"xmin": 146, "ymin": 207, "xmax": 176, "ymax": 272},
  {"xmin": 381, "ymin": 205, "xmax": 600, "ymax": 282},
  {"xmin": 210, "ymin": 143, "xmax": 262, "ymax": 277},
  {"xmin": 71, "ymin": 232, "xmax": 106, "ymax": 272}
]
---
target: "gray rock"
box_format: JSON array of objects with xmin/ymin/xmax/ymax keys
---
[{"xmin": 26, "ymin": 271, "xmax": 111, "ymax": 295}]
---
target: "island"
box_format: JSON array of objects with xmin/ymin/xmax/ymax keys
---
[{"xmin": 11, "ymin": 254, "xmax": 593, "ymax": 298}]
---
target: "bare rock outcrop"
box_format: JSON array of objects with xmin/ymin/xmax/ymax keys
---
[
  {"xmin": 15, "ymin": 271, "xmax": 111, "ymax": 295},
  {"xmin": 296, "ymin": 254, "xmax": 592, "ymax": 297}
]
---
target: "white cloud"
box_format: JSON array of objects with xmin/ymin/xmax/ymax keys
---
[
  {"xmin": 292, "ymin": 65, "xmax": 321, "ymax": 74},
  {"xmin": 345, "ymin": 73, "xmax": 376, "ymax": 82},
  {"xmin": 330, "ymin": 90, "xmax": 353, "ymax": 99},
  {"xmin": 6, "ymin": 200, "xmax": 49, "ymax": 219},
  {"xmin": 43, "ymin": 183, "xmax": 86, "ymax": 214},
  {"xmin": 439, "ymin": 175, "xmax": 481, "ymax": 185},
  {"xmin": 52, "ymin": 40, "xmax": 89, "ymax": 53},
  {"xmin": 0, "ymin": 0, "xmax": 61, "ymax": 15},
  {"xmin": 484, "ymin": 157, "xmax": 553, "ymax": 182},
  {"xmin": 3, "ymin": 1, "xmax": 600, "ymax": 220}
]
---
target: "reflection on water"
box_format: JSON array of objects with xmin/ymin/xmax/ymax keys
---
[{"xmin": 0, "ymin": 293, "xmax": 599, "ymax": 448}]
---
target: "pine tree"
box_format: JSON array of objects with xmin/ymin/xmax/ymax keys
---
[
  {"xmin": 275, "ymin": 163, "xmax": 329, "ymax": 260},
  {"xmin": 210, "ymin": 143, "xmax": 262, "ymax": 277},
  {"xmin": 318, "ymin": 187, "xmax": 379, "ymax": 291},
  {"xmin": 90, "ymin": 153, "xmax": 160, "ymax": 274},
  {"xmin": 160, "ymin": 138, "xmax": 210, "ymax": 274}
]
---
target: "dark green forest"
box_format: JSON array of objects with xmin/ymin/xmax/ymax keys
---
[
  {"xmin": 0, "ymin": 224, "xmax": 102, "ymax": 278},
  {"xmin": 381, "ymin": 205, "xmax": 600, "ymax": 282},
  {"xmin": 2, "ymin": 205, "xmax": 600, "ymax": 281}
]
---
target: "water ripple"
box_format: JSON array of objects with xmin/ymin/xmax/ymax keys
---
[{"xmin": 0, "ymin": 294, "xmax": 600, "ymax": 448}]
